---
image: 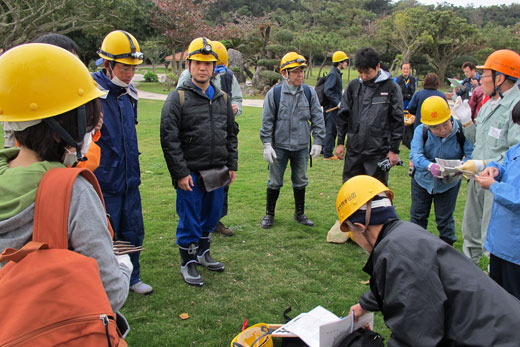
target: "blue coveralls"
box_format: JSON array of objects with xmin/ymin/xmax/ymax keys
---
[{"xmin": 92, "ymin": 70, "xmax": 145, "ymax": 285}]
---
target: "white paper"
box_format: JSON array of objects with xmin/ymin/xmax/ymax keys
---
[
  {"xmin": 272, "ymin": 306, "xmax": 375, "ymax": 347},
  {"xmin": 436, "ymin": 158, "xmax": 462, "ymax": 176},
  {"xmin": 448, "ymin": 78, "xmax": 463, "ymax": 89}
]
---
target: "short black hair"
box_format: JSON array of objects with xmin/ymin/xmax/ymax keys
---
[
  {"xmin": 462, "ymin": 62, "xmax": 476, "ymax": 70},
  {"xmin": 401, "ymin": 62, "xmax": 411, "ymax": 68},
  {"xmin": 33, "ymin": 33, "xmax": 81, "ymax": 56},
  {"xmin": 354, "ymin": 47, "xmax": 379, "ymax": 71},
  {"xmin": 14, "ymin": 99, "xmax": 100, "ymax": 162},
  {"xmin": 512, "ymin": 100, "xmax": 520, "ymax": 125}
]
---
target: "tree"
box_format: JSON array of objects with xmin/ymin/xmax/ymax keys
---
[
  {"xmin": 151, "ymin": 0, "xmax": 214, "ymax": 74},
  {"xmin": 421, "ymin": 10, "xmax": 479, "ymax": 83},
  {"xmin": 0, "ymin": 0, "xmax": 123, "ymax": 50},
  {"xmin": 141, "ymin": 39, "xmax": 168, "ymax": 73},
  {"xmin": 378, "ymin": 7, "xmax": 433, "ymax": 72}
]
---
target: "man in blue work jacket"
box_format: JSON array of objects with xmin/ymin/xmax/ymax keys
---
[{"xmin": 92, "ymin": 30, "xmax": 152, "ymax": 295}]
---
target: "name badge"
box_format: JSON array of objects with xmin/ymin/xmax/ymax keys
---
[{"xmin": 488, "ymin": 126, "xmax": 501, "ymax": 139}]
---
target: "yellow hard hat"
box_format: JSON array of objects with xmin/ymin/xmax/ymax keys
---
[
  {"xmin": 332, "ymin": 51, "xmax": 348, "ymax": 63},
  {"xmin": 336, "ymin": 175, "xmax": 394, "ymax": 226},
  {"xmin": 98, "ymin": 30, "xmax": 143, "ymax": 65},
  {"xmin": 476, "ymin": 49, "xmax": 520, "ymax": 79},
  {"xmin": 187, "ymin": 37, "xmax": 218, "ymax": 62},
  {"xmin": 0, "ymin": 43, "xmax": 105, "ymax": 122},
  {"xmin": 213, "ymin": 41, "xmax": 229, "ymax": 66},
  {"xmin": 420, "ymin": 96, "xmax": 451, "ymax": 126},
  {"xmin": 280, "ymin": 52, "xmax": 307, "ymax": 72},
  {"xmin": 230, "ymin": 323, "xmax": 273, "ymax": 347}
]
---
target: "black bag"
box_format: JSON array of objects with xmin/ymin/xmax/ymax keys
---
[
  {"xmin": 337, "ymin": 328, "xmax": 384, "ymax": 347},
  {"xmin": 198, "ymin": 166, "xmax": 231, "ymax": 192},
  {"xmin": 314, "ymin": 73, "xmax": 329, "ymax": 106}
]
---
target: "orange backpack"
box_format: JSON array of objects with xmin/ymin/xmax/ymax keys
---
[{"xmin": 0, "ymin": 168, "xmax": 126, "ymax": 346}]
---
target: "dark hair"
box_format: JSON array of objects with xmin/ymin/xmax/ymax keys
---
[
  {"xmin": 462, "ymin": 62, "xmax": 476, "ymax": 70},
  {"xmin": 14, "ymin": 99, "xmax": 101, "ymax": 162},
  {"xmin": 33, "ymin": 34, "xmax": 81, "ymax": 56},
  {"xmin": 423, "ymin": 72, "xmax": 440, "ymax": 90},
  {"xmin": 354, "ymin": 47, "xmax": 379, "ymax": 71},
  {"xmin": 512, "ymin": 100, "xmax": 520, "ymax": 125},
  {"xmin": 401, "ymin": 62, "xmax": 411, "ymax": 68},
  {"xmin": 333, "ymin": 62, "xmax": 340, "ymax": 67}
]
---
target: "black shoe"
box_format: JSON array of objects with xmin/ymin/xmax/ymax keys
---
[
  {"xmin": 180, "ymin": 261, "xmax": 204, "ymax": 286},
  {"xmin": 197, "ymin": 251, "xmax": 225, "ymax": 272},
  {"xmin": 294, "ymin": 213, "xmax": 314, "ymax": 226},
  {"xmin": 260, "ymin": 214, "xmax": 274, "ymax": 229}
]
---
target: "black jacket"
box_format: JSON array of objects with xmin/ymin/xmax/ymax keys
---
[
  {"xmin": 360, "ymin": 219, "xmax": 520, "ymax": 346},
  {"xmin": 323, "ymin": 66, "xmax": 343, "ymax": 107},
  {"xmin": 337, "ymin": 70, "xmax": 403, "ymax": 155},
  {"xmin": 160, "ymin": 80, "xmax": 238, "ymax": 183},
  {"xmin": 394, "ymin": 74, "xmax": 416, "ymax": 101}
]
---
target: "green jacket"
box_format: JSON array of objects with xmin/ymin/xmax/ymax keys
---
[{"xmin": 463, "ymin": 86, "xmax": 520, "ymax": 164}]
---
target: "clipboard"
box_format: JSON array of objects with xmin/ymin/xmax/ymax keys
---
[{"xmin": 448, "ymin": 78, "xmax": 463, "ymax": 89}]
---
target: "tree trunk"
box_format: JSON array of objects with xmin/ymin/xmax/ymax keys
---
[{"xmin": 317, "ymin": 53, "xmax": 328, "ymax": 78}]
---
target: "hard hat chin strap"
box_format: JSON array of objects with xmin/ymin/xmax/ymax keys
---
[
  {"xmin": 43, "ymin": 105, "xmax": 87, "ymax": 166},
  {"xmin": 490, "ymin": 70, "xmax": 504, "ymax": 99}
]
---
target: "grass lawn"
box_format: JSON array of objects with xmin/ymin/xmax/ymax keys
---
[{"xmin": 113, "ymin": 100, "xmax": 480, "ymax": 346}]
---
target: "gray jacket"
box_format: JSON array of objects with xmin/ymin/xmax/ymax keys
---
[
  {"xmin": 361, "ymin": 219, "xmax": 520, "ymax": 346},
  {"xmin": 260, "ymin": 81, "xmax": 325, "ymax": 151},
  {"xmin": 0, "ymin": 177, "xmax": 131, "ymax": 312}
]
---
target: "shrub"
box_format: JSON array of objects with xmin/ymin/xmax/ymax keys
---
[
  {"xmin": 164, "ymin": 72, "xmax": 178, "ymax": 91},
  {"xmin": 144, "ymin": 71, "xmax": 159, "ymax": 83}
]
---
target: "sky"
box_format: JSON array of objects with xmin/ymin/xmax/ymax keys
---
[{"xmin": 416, "ymin": 0, "xmax": 517, "ymax": 7}]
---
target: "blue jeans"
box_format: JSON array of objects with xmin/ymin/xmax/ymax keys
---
[
  {"xmin": 267, "ymin": 148, "xmax": 308, "ymax": 190},
  {"xmin": 410, "ymin": 177, "xmax": 460, "ymax": 243},
  {"xmin": 323, "ymin": 109, "xmax": 337, "ymax": 158},
  {"xmin": 176, "ymin": 173, "xmax": 224, "ymax": 246}
]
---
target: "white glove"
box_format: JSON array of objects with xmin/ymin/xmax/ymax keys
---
[
  {"xmin": 116, "ymin": 254, "xmax": 134, "ymax": 274},
  {"xmin": 452, "ymin": 96, "xmax": 472, "ymax": 126},
  {"xmin": 310, "ymin": 144, "xmax": 322, "ymax": 159},
  {"xmin": 263, "ymin": 143, "xmax": 277, "ymax": 164}
]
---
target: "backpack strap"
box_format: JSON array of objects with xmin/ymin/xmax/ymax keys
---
[
  {"xmin": 32, "ymin": 168, "xmax": 113, "ymax": 249},
  {"xmin": 178, "ymin": 89, "xmax": 185, "ymax": 109},
  {"xmin": 422, "ymin": 119, "xmax": 466, "ymax": 159}
]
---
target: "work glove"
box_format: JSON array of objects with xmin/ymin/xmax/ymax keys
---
[
  {"xmin": 428, "ymin": 163, "xmax": 444, "ymax": 178},
  {"xmin": 116, "ymin": 254, "xmax": 134, "ymax": 273},
  {"xmin": 263, "ymin": 143, "xmax": 277, "ymax": 164},
  {"xmin": 457, "ymin": 159, "xmax": 485, "ymax": 175},
  {"xmin": 452, "ymin": 96, "xmax": 472, "ymax": 126},
  {"xmin": 309, "ymin": 144, "xmax": 322, "ymax": 159}
]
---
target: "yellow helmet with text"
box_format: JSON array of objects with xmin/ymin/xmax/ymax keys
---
[
  {"xmin": 420, "ymin": 96, "xmax": 451, "ymax": 126},
  {"xmin": 230, "ymin": 323, "xmax": 273, "ymax": 347},
  {"xmin": 98, "ymin": 30, "xmax": 143, "ymax": 65},
  {"xmin": 280, "ymin": 52, "xmax": 307, "ymax": 72},
  {"xmin": 187, "ymin": 37, "xmax": 218, "ymax": 62},
  {"xmin": 336, "ymin": 175, "xmax": 394, "ymax": 226},
  {"xmin": 213, "ymin": 41, "xmax": 229, "ymax": 66},
  {"xmin": 0, "ymin": 43, "xmax": 105, "ymax": 122},
  {"xmin": 332, "ymin": 51, "xmax": 348, "ymax": 63}
]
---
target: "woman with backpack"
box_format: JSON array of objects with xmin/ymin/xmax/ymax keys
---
[
  {"xmin": 0, "ymin": 43, "xmax": 132, "ymax": 311},
  {"xmin": 409, "ymin": 96, "xmax": 474, "ymax": 245}
]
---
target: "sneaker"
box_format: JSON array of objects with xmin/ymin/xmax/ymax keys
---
[
  {"xmin": 130, "ymin": 281, "xmax": 153, "ymax": 295},
  {"xmin": 324, "ymin": 155, "xmax": 339, "ymax": 160},
  {"xmin": 215, "ymin": 221, "xmax": 234, "ymax": 236}
]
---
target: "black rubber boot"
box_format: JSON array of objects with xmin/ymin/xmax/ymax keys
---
[
  {"xmin": 293, "ymin": 187, "xmax": 314, "ymax": 227},
  {"xmin": 260, "ymin": 188, "xmax": 280, "ymax": 229},
  {"xmin": 197, "ymin": 233, "xmax": 224, "ymax": 272},
  {"xmin": 179, "ymin": 244, "xmax": 203, "ymax": 286}
]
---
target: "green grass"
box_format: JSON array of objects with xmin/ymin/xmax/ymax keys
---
[
  {"xmin": 0, "ymin": 101, "xmax": 478, "ymax": 346},
  {"xmin": 116, "ymin": 101, "xmax": 477, "ymax": 346}
]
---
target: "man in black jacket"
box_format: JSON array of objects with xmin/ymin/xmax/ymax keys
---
[
  {"xmin": 336, "ymin": 47, "xmax": 403, "ymax": 185},
  {"xmin": 336, "ymin": 175, "xmax": 520, "ymax": 346},
  {"xmin": 393, "ymin": 62, "xmax": 416, "ymax": 110},
  {"xmin": 160, "ymin": 37, "xmax": 238, "ymax": 286},
  {"xmin": 323, "ymin": 51, "xmax": 348, "ymax": 160}
]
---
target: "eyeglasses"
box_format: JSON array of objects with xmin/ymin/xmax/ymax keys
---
[
  {"xmin": 118, "ymin": 65, "xmax": 138, "ymax": 73},
  {"xmin": 280, "ymin": 58, "xmax": 306, "ymax": 70}
]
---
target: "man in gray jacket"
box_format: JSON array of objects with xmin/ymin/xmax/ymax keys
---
[
  {"xmin": 259, "ymin": 52, "xmax": 325, "ymax": 229},
  {"xmin": 337, "ymin": 175, "xmax": 520, "ymax": 346}
]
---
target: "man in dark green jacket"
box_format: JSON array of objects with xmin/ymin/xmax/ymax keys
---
[{"xmin": 160, "ymin": 38, "xmax": 238, "ymax": 287}]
